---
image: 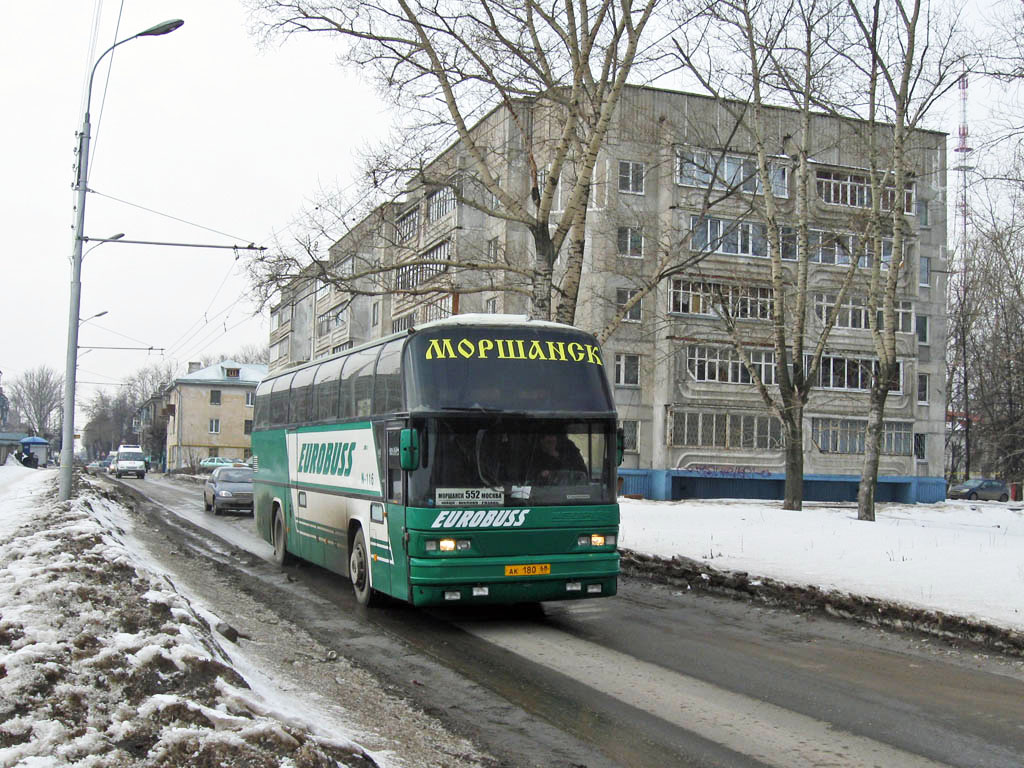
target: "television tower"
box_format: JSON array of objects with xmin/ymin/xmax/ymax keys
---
[{"xmin": 952, "ymin": 71, "xmax": 973, "ymax": 478}]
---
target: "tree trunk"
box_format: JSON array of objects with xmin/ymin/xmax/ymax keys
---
[
  {"xmin": 856, "ymin": 389, "xmax": 888, "ymax": 521},
  {"xmin": 782, "ymin": 409, "xmax": 804, "ymax": 510},
  {"xmin": 530, "ymin": 226, "xmax": 555, "ymax": 320},
  {"xmin": 554, "ymin": 192, "xmax": 589, "ymax": 326}
]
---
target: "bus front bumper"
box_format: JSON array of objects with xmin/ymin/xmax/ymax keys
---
[{"xmin": 408, "ymin": 552, "xmax": 619, "ymax": 606}]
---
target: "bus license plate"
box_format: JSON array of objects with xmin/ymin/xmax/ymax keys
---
[{"xmin": 505, "ymin": 563, "xmax": 551, "ymax": 577}]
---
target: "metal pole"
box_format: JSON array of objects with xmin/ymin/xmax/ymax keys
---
[
  {"xmin": 58, "ymin": 20, "xmax": 184, "ymax": 500},
  {"xmin": 59, "ymin": 112, "xmax": 91, "ymax": 500}
]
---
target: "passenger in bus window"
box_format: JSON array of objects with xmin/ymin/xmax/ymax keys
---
[{"xmin": 534, "ymin": 432, "xmax": 587, "ymax": 484}]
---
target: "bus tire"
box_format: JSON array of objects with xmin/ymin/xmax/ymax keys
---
[
  {"xmin": 349, "ymin": 529, "xmax": 376, "ymax": 607},
  {"xmin": 272, "ymin": 509, "xmax": 294, "ymax": 567}
]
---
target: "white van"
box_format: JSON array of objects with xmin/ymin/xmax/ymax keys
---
[{"xmin": 112, "ymin": 444, "xmax": 146, "ymax": 479}]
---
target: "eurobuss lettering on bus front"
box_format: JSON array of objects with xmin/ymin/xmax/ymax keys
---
[{"xmin": 250, "ymin": 315, "xmax": 623, "ymax": 608}]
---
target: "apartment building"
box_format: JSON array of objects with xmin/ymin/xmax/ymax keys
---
[
  {"xmin": 267, "ymin": 85, "xmax": 948, "ymax": 502},
  {"xmin": 164, "ymin": 360, "xmax": 267, "ymax": 470}
]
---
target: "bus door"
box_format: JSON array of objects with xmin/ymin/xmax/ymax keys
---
[{"xmin": 376, "ymin": 424, "xmax": 409, "ymax": 600}]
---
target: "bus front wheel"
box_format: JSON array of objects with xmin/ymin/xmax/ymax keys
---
[
  {"xmin": 349, "ymin": 530, "xmax": 376, "ymax": 606},
  {"xmin": 272, "ymin": 510, "xmax": 293, "ymax": 567}
]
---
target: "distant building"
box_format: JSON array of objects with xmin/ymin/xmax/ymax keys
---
[
  {"xmin": 164, "ymin": 360, "xmax": 267, "ymax": 470},
  {"xmin": 267, "ymin": 84, "xmax": 947, "ymax": 502}
]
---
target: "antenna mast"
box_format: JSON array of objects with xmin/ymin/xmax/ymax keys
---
[{"xmin": 952, "ymin": 71, "xmax": 973, "ymax": 479}]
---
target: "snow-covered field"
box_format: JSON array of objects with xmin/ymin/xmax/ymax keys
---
[
  {"xmin": 2, "ymin": 458, "xmax": 1022, "ymax": 766},
  {"xmin": 618, "ymin": 496, "xmax": 1024, "ymax": 633}
]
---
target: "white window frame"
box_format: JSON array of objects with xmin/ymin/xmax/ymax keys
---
[
  {"xmin": 618, "ymin": 160, "xmax": 645, "ymax": 195},
  {"xmin": 676, "ymin": 149, "xmax": 788, "ymax": 198},
  {"xmin": 687, "ymin": 345, "xmax": 776, "ymax": 386},
  {"xmin": 316, "ymin": 311, "xmax": 332, "ymax": 337},
  {"xmin": 671, "ymin": 409, "xmax": 783, "ymax": 450},
  {"xmin": 919, "ymin": 255, "xmax": 931, "ymax": 286},
  {"xmin": 815, "ymin": 169, "xmax": 915, "ymax": 214},
  {"xmin": 426, "ymin": 186, "xmax": 457, "ymax": 222},
  {"xmin": 372, "ymin": 302, "xmax": 380, "ymax": 327},
  {"xmin": 485, "ymin": 297, "xmax": 498, "ymax": 314},
  {"xmin": 810, "ymin": 355, "xmax": 903, "ymax": 394},
  {"xmin": 614, "ymin": 353, "xmax": 640, "ymax": 386},
  {"xmin": 917, "ymin": 373, "xmax": 929, "ymax": 405},
  {"xmin": 209, "ymin": 418, "xmax": 221, "ymax": 434},
  {"xmin": 690, "ymin": 216, "xmax": 769, "ymax": 258},
  {"xmin": 616, "ymin": 288, "xmax": 642, "ymax": 323},
  {"xmin": 246, "ymin": 391, "xmax": 255, "ymax": 407},
  {"xmin": 621, "ymin": 420, "xmax": 640, "ymax": 452},
  {"xmin": 397, "ymin": 208, "xmax": 420, "ymax": 243},
  {"xmin": 617, "ymin": 226, "xmax": 644, "ymax": 258}
]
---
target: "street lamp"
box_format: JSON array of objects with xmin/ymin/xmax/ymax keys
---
[
  {"xmin": 59, "ymin": 20, "xmax": 184, "ymax": 500},
  {"xmin": 79, "ymin": 310, "xmax": 109, "ymax": 325}
]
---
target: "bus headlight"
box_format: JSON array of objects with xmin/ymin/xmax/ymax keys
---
[
  {"xmin": 577, "ymin": 533, "xmax": 615, "ymax": 547},
  {"xmin": 425, "ymin": 540, "xmax": 438, "ymax": 552},
  {"xmin": 429, "ymin": 538, "xmax": 471, "ymax": 553},
  {"xmin": 439, "ymin": 538, "xmax": 456, "ymax": 552}
]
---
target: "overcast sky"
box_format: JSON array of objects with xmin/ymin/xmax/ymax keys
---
[{"xmin": 0, "ymin": 1, "xmax": 389, "ymax": 416}]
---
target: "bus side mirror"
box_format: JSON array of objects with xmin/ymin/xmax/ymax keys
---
[
  {"xmin": 400, "ymin": 428, "xmax": 420, "ymax": 471},
  {"xmin": 616, "ymin": 427, "xmax": 624, "ymax": 466}
]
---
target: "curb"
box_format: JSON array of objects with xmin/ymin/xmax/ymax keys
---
[{"xmin": 620, "ymin": 549, "xmax": 1024, "ymax": 658}]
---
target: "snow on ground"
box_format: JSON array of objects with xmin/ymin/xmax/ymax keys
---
[
  {"xmin": 0, "ymin": 463, "xmax": 377, "ymax": 767},
  {"xmin": 3, "ymin": 456, "xmax": 1023, "ymax": 765},
  {"xmin": 618, "ymin": 496, "xmax": 1024, "ymax": 633}
]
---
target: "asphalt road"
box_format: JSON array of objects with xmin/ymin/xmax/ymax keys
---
[{"xmin": 111, "ymin": 473, "xmax": 1024, "ymax": 768}]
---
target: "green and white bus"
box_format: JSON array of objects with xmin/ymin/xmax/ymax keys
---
[{"xmin": 252, "ymin": 315, "xmax": 622, "ymax": 607}]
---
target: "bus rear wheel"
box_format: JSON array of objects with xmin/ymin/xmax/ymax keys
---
[
  {"xmin": 349, "ymin": 530, "xmax": 376, "ymax": 606},
  {"xmin": 272, "ymin": 510, "xmax": 293, "ymax": 567}
]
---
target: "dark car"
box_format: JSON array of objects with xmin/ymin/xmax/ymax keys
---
[
  {"xmin": 947, "ymin": 477, "xmax": 1010, "ymax": 502},
  {"xmin": 203, "ymin": 466, "xmax": 254, "ymax": 515}
]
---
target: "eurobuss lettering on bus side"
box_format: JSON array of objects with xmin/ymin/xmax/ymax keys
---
[{"xmin": 251, "ymin": 314, "xmax": 622, "ymax": 607}]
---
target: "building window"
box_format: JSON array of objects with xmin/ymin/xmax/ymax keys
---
[
  {"xmin": 917, "ymin": 373, "xmax": 929, "ymax": 405},
  {"xmin": 669, "ymin": 280, "xmax": 772, "ymax": 320},
  {"xmin": 372, "ymin": 302, "xmax": 380, "ymax": 327},
  {"xmin": 332, "ymin": 341, "xmax": 353, "ymax": 354},
  {"xmin": 917, "ymin": 200, "xmax": 930, "ymax": 226},
  {"xmin": 877, "ymin": 301, "xmax": 914, "ymax": 333},
  {"xmin": 621, "ymin": 420, "xmax": 640, "ymax": 452},
  {"xmin": 616, "ymin": 288, "xmax": 642, "ymax": 322},
  {"xmin": 246, "ymin": 391, "xmax": 255, "ymax": 407},
  {"xmin": 811, "ymin": 418, "xmax": 912, "ymax": 455},
  {"xmin": 334, "ymin": 307, "xmax": 348, "ymax": 328},
  {"xmin": 618, "ymin": 160, "xmax": 645, "ymax": 194},
  {"xmin": 487, "ymin": 237, "xmax": 500, "ymax": 261},
  {"xmin": 810, "ymin": 355, "xmax": 903, "ymax": 393},
  {"xmin": 226, "ymin": 368, "xmax": 240, "ymax": 378},
  {"xmin": 315, "ymin": 279, "xmax": 331, "ymax": 301},
  {"xmin": 244, "ymin": 419, "xmax": 253, "ymax": 436},
  {"xmin": 815, "ymin": 169, "xmax": 914, "ymax": 213},
  {"xmin": 396, "ymin": 241, "xmax": 451, "ymax": 291},
  {"xmin": 919, "ymin": 255, "xmax": 931, "ymax": 286},
  {"xmin": 914, "ymin": 433, "xmax": 927, "ymax": 461},
  {"xmin": 916, "ymin": 314, "xmax": 929, "ymax": 344},
  {"xmin": 687, "ymin": 345, "xmax": 776, "ymax": 385},
  {"xmin": 209, "ymin": 418, "xmax": 221, "ymax": 434},
  {"xmin": 392, "ymin": 313, "xmax": 415, "ymax": 333},
  {"xmin": 676, "ymin": 149, "xmax": 788, "ymax": 197},
  {"xmin": 397, "ymin": 208, "xmax": 420, "ymax": 242},
  {"xmin": 423, "ymin": 295, "xmax": 453, "ymax": 322},
  {"xmin": 485, "ymin": 297, "xmax": 498, "ymax": 314},
  {"xmin": 690, "ymin": 216, "xmax": 769, "ymax": 258},
  {"xmin": 617, "ymin": 227, "xmax": 644, "ymax": 258},
  {"xmin": 210, "ymin": 390, "xmax": 221, "ymax": 406},
  {"xmin": 426, "ymin": 186, "xmax": 457, "ymax": 221},
  {"xmin": 614, "ymin": 353, "xmax": 640, "ymax": 386},
  {"xmin": 316, "ymin": 311, "xmax": 332, "ymax": 337},
  {"xmin": 271, "ymin": 305, "xmax": 291, "ymax": 331},
  {"xmin": 671, "ymin": 410, "xmax": 783, "ymax": 449}
]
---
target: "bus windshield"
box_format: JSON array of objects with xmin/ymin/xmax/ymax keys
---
[
  {"xmin": 408, "ymin": 417, "xmax": 614, "ymax": 507},
  {"xmin": 404, "ymin": 326, "xmax": 614, "ymax": 415}
]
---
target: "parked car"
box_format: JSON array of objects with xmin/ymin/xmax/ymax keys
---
[
  {"xmin": 199, "ymin": 456, "xmax": 242, "ymax": 470},
  {"xmin": 86, "ymin": 458, "xmax": 111, "ymax": 475},
  {"xmin": 203, "ymin": 466, "xmax": 254, "ymax": 515},
  {"xmin": 947, "ymin": 478, "xmax": 1010, "ymax": 502}
]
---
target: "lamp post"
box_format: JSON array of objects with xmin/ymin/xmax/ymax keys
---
[
  {"xmin": 79, "ymin": 310, "xmax": 109, "ymax": 325},
  {"xmin": 59, "ymin": 19, "xmax": 184, "ymax": 500}
]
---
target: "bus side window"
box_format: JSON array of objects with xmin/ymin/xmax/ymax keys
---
[
  {"xmin": 254, "ymin": 391, "xmax": 269, "ymax": 429},
  {"xmin": 374, "ymin": 341, "xmax": 404, "ymax": 414}
]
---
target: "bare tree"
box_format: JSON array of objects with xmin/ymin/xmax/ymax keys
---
[
  {"xmin": 839, "ymin": 0, "xmax": 965, "ymax": 520},
  {"xmin": 246, "ymin": 0, "xmax": 663, "ymax": 323},
  {"xmin": 9, "ymin": 366, "xmax": 63, "ymax": 437},
  {"xmin": 670, "ymin": 0, "xmax": 863, "ymax": 510}
]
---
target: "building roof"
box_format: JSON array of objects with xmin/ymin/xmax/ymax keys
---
[{"xmin": 174, "ymin": 360, "xmax": 268, "ymax": 386}]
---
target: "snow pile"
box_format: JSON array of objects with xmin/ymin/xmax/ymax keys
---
[{"xmin": 0, "ymin": 469, "xmax": 372, "ymax": 768}]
